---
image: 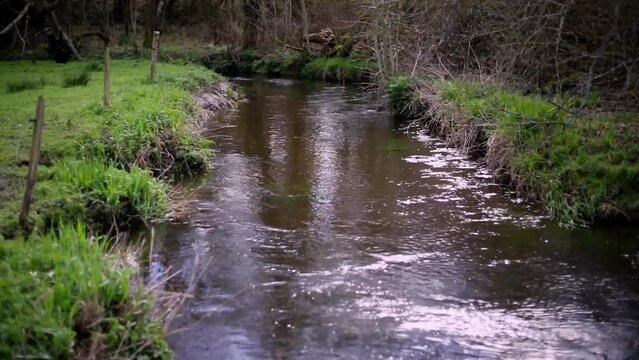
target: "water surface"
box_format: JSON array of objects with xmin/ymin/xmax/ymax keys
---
[{"xmin": 154, "ymin": 79, "xmax": 639, "ymax": 359}]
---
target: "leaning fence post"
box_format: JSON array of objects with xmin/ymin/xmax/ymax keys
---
[
  {"xmin": 19, "ymin": 96, "xmax": 45, "ymax": 230},
  {"xmin": 150, "ymin": 30, "xmax": 160, "ymax": 81}
]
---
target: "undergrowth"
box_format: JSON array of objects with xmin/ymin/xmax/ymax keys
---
[
  {"xmin": 0, "ymin": 223, "xmax": 171, "ymax": 359},
  {"xmin": 201, "ymin": 48, "xmax": 308, "ymax": 76},
  {"xmin": 386, "ymin": 76, "xmax": 420, "ymax": 117}
]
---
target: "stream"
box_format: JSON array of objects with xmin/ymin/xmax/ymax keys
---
[{"xmin": 153, "ymin": 79, "xmax": 639, "ymax": 359}]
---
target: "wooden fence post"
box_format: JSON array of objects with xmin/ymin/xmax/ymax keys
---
[
  {"xmin": 150, "ymin": 31, "xmax": 160, "ymax": 81},
  {"xmin": 104, "ymin": 43, "xmax": 111, "ymax": 107},
  {"xmin": 19, "ymin": 96, "xmax": 45, "ymax": 230}
]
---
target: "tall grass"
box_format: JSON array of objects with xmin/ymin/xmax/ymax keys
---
[
  {"xmin": 0, "ymin": 223, "xmax": 171, "ymax": 359},
  {"xmin": 82, "ymin": 92, "xmax": 212, "ymax": 175},
  {"xmin": 5, "ymin": 77, "xmax": 46, "ymax": 93},
  {"xmin": 62, "ymin": 69, "xmax": 92, "ymax": 87},
  {"xmin": 38, "ymin": 159, "xmax": 168, "ymax": 231}
]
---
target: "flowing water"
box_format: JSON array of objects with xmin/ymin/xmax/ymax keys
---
[{"xmin": 154, "ymin": 79, "xmax": 639, "ymax": 359}]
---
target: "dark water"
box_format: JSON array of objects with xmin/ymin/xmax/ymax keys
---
[{"xmin": 154, "ymin": 79, "xmax": 639, "ymax": 359}]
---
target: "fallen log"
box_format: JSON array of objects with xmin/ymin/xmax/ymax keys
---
[{"xmin": 303, "ymin": 28, "xmax": 336, "ymax": 55}]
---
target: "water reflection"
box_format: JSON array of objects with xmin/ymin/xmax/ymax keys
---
[{"xmin": 157, "ymin": 79, "xmax": 639, "ymax": 359}]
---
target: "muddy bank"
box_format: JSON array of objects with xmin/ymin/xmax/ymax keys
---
[{"xmin": 194, "ymin": 81, "xmax": 237, "ymax": 118}]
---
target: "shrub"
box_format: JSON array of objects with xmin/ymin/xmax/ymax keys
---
[{"xmin": 386, "ymin": 76, "xmax": 420, "ymax": 116}]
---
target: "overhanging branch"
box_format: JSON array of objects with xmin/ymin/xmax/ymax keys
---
[{"xmin": 0, "ymin": 2, "xmax": 31, "ymax": 36}]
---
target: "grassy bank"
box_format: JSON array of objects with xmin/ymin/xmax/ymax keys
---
[
  {"xmin": 0, "ymin": 223, "xmax": 170, "ymax": 359},
  {"xmin": 0, "ymin": 59, "xmax": 222, "ymax": 236},
  {"xmin": 389, "ymin": 77, "xmax": 639, "ymax": 226},
  {"xmin": 0, "ymin": 59, "xmax": 228, "ymax": 358}
]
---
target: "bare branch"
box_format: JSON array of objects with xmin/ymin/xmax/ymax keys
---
[{"xmin": 0, "ymin": 2, "xmax": 31, "ymax": 36}]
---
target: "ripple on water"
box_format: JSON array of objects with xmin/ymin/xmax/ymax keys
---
[{"xmin": 159, "ymin": 80, "xmax": 639, "ymax": 360}]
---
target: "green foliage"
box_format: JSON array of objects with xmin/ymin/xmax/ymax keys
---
[
  {"xmin": 37, "ymin": 159, "xmax": 168, "ymax": 230},
  {"xmin": 5, "ymin": 77, "xmax": 46, "ymax": 93},
  {"xmin": 386, "ymin": 76, "xmax": 417, "ymax": 115},
  {"xmin": 62, "ymin": 69, "xmax": 92, "ymax": 87},
  {"xmin": 303, "ymin": 57, "xmax": 369, "ymax": 83},
  {"xmin": 0, "ymin": 223, "xmax": 171, "ymax": 359},
  {"xmin": 249, "ymin": 50, "xmax": 309, "ymax": 76},
  {"xmin": 436, "ymin": 79, "xmax": 639, "ymax": 225},
  {"xmin": 202, "ymin": 48, "xmax": 310, "ymax": 76},
  {"xmin": 251, "ymin": 54, "xmax": 284, "ymax": 75}
]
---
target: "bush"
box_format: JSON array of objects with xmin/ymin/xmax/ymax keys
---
[{"xmin": 0, "ymin": 223, "xmax": 171, "ymax": 359}]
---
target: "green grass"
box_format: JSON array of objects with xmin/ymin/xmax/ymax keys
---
[
  {"xmin": 37, "ymin": 159, "xmax": 168, "ymax": 232},
  {"xmin": 0, "ymin": 59, "xmax": 221, "ymax": 236},
  {"xmin": 433, "ymin": 79, "xmax": 639, "ymax": 225},
  {"xmin": 6, "ymin": 77, "xmax": 47, "ymax": 93},
  {"xmin": 303, "ymin": 57, "xmax": 369, "ymax": 83},
  {"xmin": 0, "ymin": 58, "xmax": 221, "ymax": 358},
  {"xmin": 0, "ymin": 223, "xmax": 171, "ymax": 359}
]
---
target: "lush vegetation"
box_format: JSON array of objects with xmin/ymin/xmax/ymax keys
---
[
  {"xmin": 0, "ymin": 59, "xmax": 220, "ymax": 237},
  {"xmin": 0, "ymin": 59, "xmax": 225, "ymax": 358},
  {"xmin": 409, "ymin": 79, "xmax": 639, "ymax": 226},
  {"xmin": 0, "ymin": 223, "xmax": 171, "ymax": 359}
]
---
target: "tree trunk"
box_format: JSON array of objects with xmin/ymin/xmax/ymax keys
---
[
  {"xmin": 143, "ymin": 0, "xmax": 156, "ymax": 48},
  {"xmin": 300, "ymin": 0, "xmax": 310, "ymax": 49}
]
